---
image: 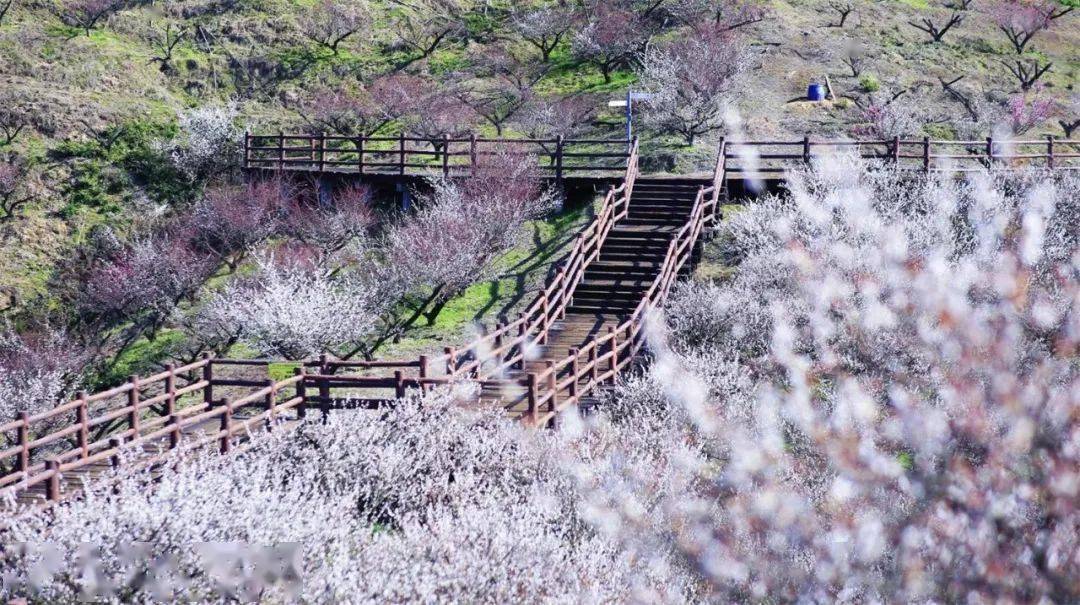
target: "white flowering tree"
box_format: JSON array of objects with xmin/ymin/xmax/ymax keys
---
[
  {"xmin": 198, "ymin": 254, "xmax": 377, "ymax": 360},
  {"xmin": 166, "ymin": 103, "xmax": 244, "ymax": 182}
]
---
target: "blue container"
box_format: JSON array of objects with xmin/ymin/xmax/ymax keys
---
[{"xmin": 807, "ymin": 83, "xmax": 826, "ymax": 101}]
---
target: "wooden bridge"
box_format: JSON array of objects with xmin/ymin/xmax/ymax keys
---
[{"xmin": 2, "ymin": 133, "xmax": 1077, "ymax": 511}]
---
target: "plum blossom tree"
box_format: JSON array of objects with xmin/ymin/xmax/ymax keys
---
[
  {"xmin": 384, "ymin": 0, "xmax": 468, "ymax": 71},
  {"xmin": 515, "ymin": 94, "xmax": 600, "ymax": 140},
  {"xmin": 300, "ymin": 75, "xmax": 421, "ymax": 136},
  {"xmin": 989, "ymin": 0, "xmax": 1073, "ymax": 54},
  {"xmin": 0, "ymin": 325, "xmax": 87, "ymax": 422},
  {"xmin": 166, "ymin": 103, "xmax": 244, "ymax": 182},
  {"xmin": 1007, "ymin": 88, "xmax": 1057, "ymax": 134},
  {"xmin": 580, "ymin": 159, "xmax": 1080, "ymax": 602},
  {"xmin": 186, "ymin": 179, "xmax": 292, "ymax": 271},
  {"xmin": 197, "ymin": 253, "xmax": 377, "ymax": 359},
  {"xmin": 382, "ymin": 148, "xmax": 558, "ymax": 333},
  {"xmin": 299, "ymin": 0, "xmax": 371, "ymax": 55},
  {"xmin": 510, "ymin": 3, "xmax": 579, "ymax": 62},
  {"xmin": 572, "ymin": 1, "xmax": 652, "ymax": 83},
  {"xmin": 457, "ymin": 45, "xmax": 548, "ymax": 135},
  {"xmin": 638, "ymin": 25, "xmax": 750, "ymax": 145},
  {"xmin": 853, "ymin": 92, "xmax": 923, "ymax": 138},
  {"xmin": 283, "ymin": 183, "xmax": 377, "ymax": 261}
]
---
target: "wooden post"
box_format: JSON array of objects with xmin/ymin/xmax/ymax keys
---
[
  {"xmin": 264, "ymin": 379, "xmax": 276, "ymax": 429},
  {"xmin": 892, "ymin": 136, "xmax": 900, "ymax": 163},
  {"xmin": 802, "ymin": 135, "xmax": 811, "ymax": 163},
  {"xmin": 517, "ymin": 315, "xmax": 527, "ymax": 369},
  {"xmin": 494, "ymin": 323, "xmax": 504, "ymax": 357},
  {"xmin": 219, "ymin": 398, "xmax": 233, "ymax": 454},
  {"xmin": 395, "ymin": 371, "xmax": 405, "ymax": 398},
  {"xmin": 202, "ymin": 353, "xmax": 214, "ymax": 407},
  {"xmin": 168, "ymin": 414, "xmax": 180, "ymax": 449},
  {"xmin": 310, "ymin": 136, "xmax": 317, "ymax": 165},
  {"xmin": 1047, "ymin": 135, "xmax": 1054, "ymax": 169},
  {"xmin": 109, "ymin": 436, "xmax": 122, "ymax": 468},
  {"xmin": 469, "ymin": 133, "xmax": 477, "ymax": 175},
  {"xmin": 442, "ymin": 134, "xmax": 450, "ymax": 177},
  {"xmin": 588, "ymin": 345, "xmax": 598, "ymax": 385},
  {"xmin": 986, "ymin": 136, "xmax": 994, "ymax": 166},
  {"xmin": 77, "ymin": 391, "xmax": 89, "ymax": 459},
  {"xmin": 545, "ymin": 361, "xmax": 557, "ymax": 413},
  {"xmin": 399, "ymin": 132, "xmax": 407, "ymax": 175},
  {"xmin": 540, "ymin": 293, "xmax": 550, "ymax": 344},
  {"xmin": 164, "ymin": 364, "xmax": 177, "ymax": 450},
  {"xmin": 16, "ymin": 412, "xmax": 28, "ymax": 473},
  {"xmin": 294, "ymin": 367, "xmax": 308, "ymax": 419},
  {"xmin": 243, "ymin": 132, "xmax": 250, "ymax": 169},
  {"xmin": 555, "ymin": 135, "xmax": 564, "ymax": 180},
  {"xmin": 922, "ymin": 137, "xmax": 930, "ymax": 172},
  {"xmin": 317, "ymin": 132, "xmax": 326, "ymax": 172},
  {"xmin": 608, "ymin": 326, "xmax": 618, "ymax": 382},
  {"xmin": 45, "ymin": 458, "xmax": 59, "ymax": 501},
  {"xmin": 277, "ymin": 131, "xmax": 285, "ymax": 171},
  {"xmin": 418, "ymin": 355, "xmax": 429, "ymax": 380},
  {"xmin": 318, "ymin": 353, "xmax": 331, "ymax": 417},
  {"xmin": 356, "ymin": 136, "xmax": 365, "ymax": 174},
  {"xmin": 526, "ymin": 373, "xmax": 538, "ymax": 424},
  {"xmin": 569, "ymin": 348, "xmax": 580, "ymax": 401},
  {"xmin": 127, "ymin": 375, "xmax": 140, "ymax": 442},
  {"xmin": 445, "ymin": 346, "xmax": 456, "ymax": 376}
]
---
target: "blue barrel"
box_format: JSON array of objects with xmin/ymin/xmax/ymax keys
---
[{"xmin": 807, "ymin": 83, "xmax": 826, "ymax": 101}]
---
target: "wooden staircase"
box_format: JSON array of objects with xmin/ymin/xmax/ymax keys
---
[{"xmin": 480, "ymin": 178, "xmax": 713, "ymax": 421}]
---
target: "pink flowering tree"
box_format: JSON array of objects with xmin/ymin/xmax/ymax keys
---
[
  {"xmin": 638, "ymin": 24, "xmax": 751, "ymax": 145},
  {"xmin": 572, "ymin": 1, "xmax": 652, "ymax": 83},
  {"xmin": 298, "ymin": 0, "xmax": 371, "ymax": 55},
  {"xmin": 1008, "ymin": 88, "xmax": 1057, "ymax": 134},
  {"xmin": 988, "ymin": 0, "xmax": 1073, "ymax": 53},
  {"xmin": 185, "ymin": 178, "xmax": 292, "ymax": 271},
  {"xmin": 511, "ymin": 3, "xmax": 580, "ymax": 62}
]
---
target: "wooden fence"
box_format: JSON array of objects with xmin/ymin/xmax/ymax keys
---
[
  {"xmin": 244, "ymin": 133, "xmax": 632, "ymax": 178},
  {"xmin": 7, "ymin": 132, "xmax": 1078, "ymax": 505},
  {"xmin": 0, "ymin": 139, "xmax": 642, "ymax": 506},
  {"xmin": 724, "ymin": 136, "xmax": 1080, "ymax": 174}
]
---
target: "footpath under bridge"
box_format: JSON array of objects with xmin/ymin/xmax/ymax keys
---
[{"xmin": 2, "ymin": 135, "xmax": 1077, "ymax": 511}]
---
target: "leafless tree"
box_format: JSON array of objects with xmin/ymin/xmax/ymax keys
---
[
  {"xmin": 0, "ymin": 0, "xmax": 13, "ymax": 25},
  {"xmin": 989, "ymin": 0, "xmax": 1072, "ymax": 54},
  {"xmin": 907, "ymin": 11, "xmax": 964, "ymax": 42},
  {"xmin": 58, "ymin": 0, "xmax": 125, "ymax": 37},
  {"xmin": 944, "ymin": 0, "xmax": 974, "ymax": 9},
  {"xmin": 0, "ymin": 108, "xmax": 23, "ymax": 147},
  {"xmin": 827, "ymin": 1, "xmax": 854, "ymax": 27},
  {"xmin": 838, "ymin": 41, "xmax": 866, "ymax": 77},
  {"xmin": 299, "ymin": 0, "xmax": 371, "ymax": 55},
  {"xmin": 938, "ymin": 75, "xmax": 981, "ymax": 122},
  {"xmin": 148, "ymin": 22, "xmax": 187, "ymax": 73},
  {"xmin": 510, "ymin": 4, "xmax": 579, "ymax": 62},
  {"xmin": 668, "ymin": 0, "xmax": 770, "ymax": 30},
  {"xmin": 385, "ymin": 0, "xmax": 467, "ymax": 71},
  {"xmin": 1001, "ymin": 58, "xmax": 1052, "ymax": 91},
  {"xmin": 0, "ymin": 159, "xmax": 32, "ymax": 222},
  {"xmin": 457, "ymin": 45, "xmax": 548, "ymax": 135}
]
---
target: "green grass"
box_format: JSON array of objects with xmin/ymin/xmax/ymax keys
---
[{"xmin": 95, "ymin": 329, "xmax": 188, "ymax": 387}]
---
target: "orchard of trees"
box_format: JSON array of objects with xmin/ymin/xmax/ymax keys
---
[{"xmin": 0, "ymin": 0, "xmax": 1077, "ymax": 600}]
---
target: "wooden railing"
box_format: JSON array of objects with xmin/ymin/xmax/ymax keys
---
[
  {"xmin": 244, "ymin": 133, "xmax": 632, "ymax": 178},
  {"xmin": 724, "ymin": 136, "xmax": 1079, "ymax": 174},
  {"xmin": 0, "ymin": 139, "xmax": 642, "ymax": 506},
  {"xmin": 516, "ymin": 141, "xmax": 727, "ymax": 426}
]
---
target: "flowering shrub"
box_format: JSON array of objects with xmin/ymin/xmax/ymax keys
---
[
  {"xmin": 0, "ymin": 393, "xmax": 697, "ymax": 601},
  {"xmin": 0, "ymin": 326, "xmax": 86, "ymax": 422},
  {"xmin": 167, "ymin": 103, "xmax": 244, "ymax": 181},
  {"xmin": 584, "ymin": 157, "xmax": 1080, "ymax": 601}
]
